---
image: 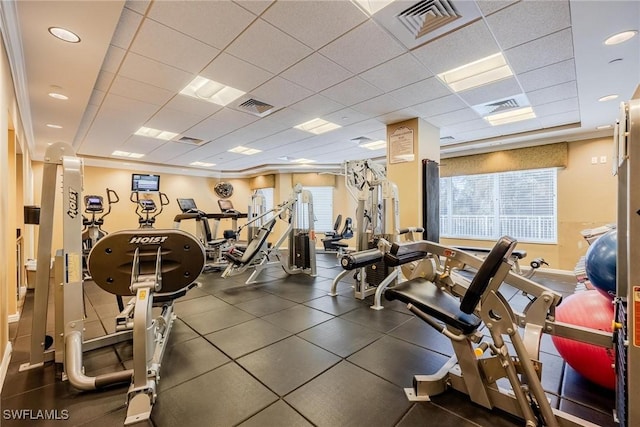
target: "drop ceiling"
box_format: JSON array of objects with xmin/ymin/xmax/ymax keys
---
[{"xmin": 2, "ymin": 0, "xmax": 638, "ymax": 177}]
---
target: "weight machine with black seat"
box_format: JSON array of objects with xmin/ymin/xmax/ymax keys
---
[
  {"xmin": 453, "ymin": 244, "xmax": 548, "ymax": 279},
  {"xmin": 19, "ymin": 142, "xmax": 206, "ymax": 426},
  {"xmin": 222, "ymin": 184, "xmax": 316, "ymax": 285},
  {"xmin": 322, "ymin": 214, "xmax": 354, "ymax": 252},
  {"xmin": 383, "ymin": 237, "xmax": 610, "ymax": 426}
]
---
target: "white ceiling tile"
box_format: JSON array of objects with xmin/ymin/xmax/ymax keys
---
[
  {"xmin": 360, "ymin": 53, "xmax": 432, "ymax": 92},
  {"xmin": 412, "ymin": 20, "xmax": 500, "ymax": 75},
  {"xmin": 185, "ymin": 107, "xmax": 258, "ymax": 141},
  {"xmin": 268, "ymin": 108, "xmax": 315, "ymax": 128},
  {"xmin": 425, "ymin": 108, "xmax": 480, "ymax": 127},
  {"xmin": 252, "ymin": 76, "xmax": 314, "ymax": 108},
  {"xmin": 539, "ymin": 110, "xmax": 581, "ymax": 128},
  {"xmin": 164, "ymin": 95, "xmax": 223, "ymax": 118},
  {"xmin": 477, "ymin": 0, "xmax": 519, "ymax": 17},
  {"xmin": 441, "ymin": 118, "xmax": 492, "ymax": 135},
  {"xmin": 95, "ymin": 71, "xmax": 115, "ymax": 92},
  {"xmin": 320, "ymin": 76, "xmax": 383, "ymax": 106},
  {"xmin": 388, "ymin": 77, "xmax": 451, "ymax": 107},
  {"xmin": 487, "ymin": 0, "xmax": 570, "ymax": 50},
  {"xmin": 412, "ymin": 95, "xmax": 467, "ymax": 118},
  {"xmin": 145, "ymin": 107, "xmax": 206, "ymax": 134},
  {"xmin": 505, "ymin": 28, "xmax": 574, "ymax": 74},
  {"xmin": 101, "ymin": 46, "xmax": 126, "ymax": 74},
  {"xmin": 518, "ymin": 59, "xmax": 576, "ymax": 92},
  {"xmin": 528, "ymin": 81, "xmax": 578, "ymax": 106},
  {"xmin": 320, "ymin": 20, "xmax": 406, "ymax": 74},
  {"xmin": 200, "ymin": 53, "xmax": 273, "ymax": 93},
  {"xmin": 122, "ymin": 134, "xmax": 167, "ymax": 153},
  {"xmin": 248, "ymin": 128, "xmax": 311, "ymax": 151},
  {"xmin": 226, "ymin": 19, "xmax": 313, "ymax": 74},
  {"xmin": 324, "ymin": 108, "xmax": 371, "ymax": 127},
  {"xmin": 124, "ymin": 0, "xmax": 150, "ymax": 15},
  {"xmin": 102, "ymin": 93, "xmax": 159, "ymax": 119},
  {"xmin": 109, "ymin": 75, "xmax": 175, "ymax": 106},
  {"xmin": 495, "ymin": 118, "xmax": 543, "ymax": 136},
  {"xmin": 170, "ymin": 145, "xmax": 220, "ymax": 165},
  {"xmin": 148, "ymin": 1, "xmax": 256, "ymax": 49},
  {"xmin": 73, "ymin": 104, "xmax": 99, "ymax": 148},
  {"xmin": 280, "ymin": 53, "xmax": 352, "ymax": 92},
  {"xmin": 352, "ymin": 94, "xmax": 406, "ymax": 117},
  {"xmin": 534, "ymin": 97, "xmax": 579, "ymax": 117},
  {"xmin": 289, "ymin": 94, "xmax": 345, "ymax": 117},
  {"xmin": 233, "ymin": 0, "xmax": 274, "ymax": 16},
  {"xmin": 453, "ymin": 127, "xmax": 501, "ymax": 142},
  {"xmin": 261, "ymin": 1, "xmax": 367, "ymax": 50},
  {"xmin": 141, "ymin": 142, "xmax": 197, "ymax": 163},
  {"xmin": 111, "ymin": 7, "xmax": 143, "ymax": 49},
  {"xmin": 456, "ymin": 77, "xmax": 522, "ymax": 106},
  {"xmin": 118, "ymin": 52, "xmax": 195, "ymax": 92},
  {"xmin": 129, "ymin": 18, "xmax": 220, "ymax": 74}
]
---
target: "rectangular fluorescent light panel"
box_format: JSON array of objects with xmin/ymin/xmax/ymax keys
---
[
  {"xmin": 292, "ymin": 158, "xmax": 316, "ymax": 163},
  {"xmin": 112, "ymin": 150, "xmax": 144, "ymax": 158},
  {"xmin": 294, "ymin": 118, "xmax": 341, "ymax": 135},
  {"xmin": 190, "ymin": 161, "xmax": 216, "ymax": 167},
  {"xmin": 180, "ymin": 76, "xmax": 245, "ymax": 106},
  {"xmin": 228, "ymin": 145, "xmax": 262, "ymax": 155},
  {"xmin": 360, "ymin": 140, "xmax": 387, "ymax": 150},
  {"xmin": 353, "ymin": 0, "xmax": 395, "ymax": 15},
  {"xmin": 134, "ymin": 126, "xmax": 179, "ymax": 141},
  {"xmin": 484, "ymin": 106, "xmax": 536, "ymax": 126},
  {"xmin": 437, "ymin": 53, "xmax": 513, "ymax": 92}
]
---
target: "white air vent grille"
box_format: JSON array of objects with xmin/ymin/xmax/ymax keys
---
[
  {"xmin": 351, "ymin": 136, "xmax": 373, "ymax": 143},
  {"xmin": 398, "ymin": 0, "xmax": 461, "ymax": 39},
  {"xmin": 471, "ymin": 94, "xmax": 531, "ymax": 117},
  {"xmin": 237, "ymin": 98, "xmax": 276, "ymax": 117},
  {"xmin": 175, "ymin": 136, "xmax": 206, "ymax": 146},
  {"xmin": 440, "ymin": 136, "xmax": 455, "ymax": 141}
]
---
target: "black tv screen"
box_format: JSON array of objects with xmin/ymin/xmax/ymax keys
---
[{"xmin": 131, "ymin": 174, "xmax": 160, "ymax": 192}]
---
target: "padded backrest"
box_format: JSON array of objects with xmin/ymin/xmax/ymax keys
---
[
  {"xmin": 459, "ymin": 236, "xmax": 517, "ymax": 314},
  {"xmin": 341, "ymin": 217, "xmax": 354, "ymax": 238},
  {"xmin": 333, "ymin": 214, "xmax": 342, "ymax": 233},
  {"xmin": 88, "ymin": 228, "xmax": 205, "ymax": 296},
  {"xmin": 239, "ymin": 218, "xmax": 277, "ymax": 264}
]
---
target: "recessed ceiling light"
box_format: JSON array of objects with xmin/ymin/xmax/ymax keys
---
[
  {"xmin": 48, "ymin": 92, "xmax": 68, "ymax": 100},
  {"xmin": 134, "ymin": 126, "xmax": 179, "ymax": 140},
  {"xmin": 604, "ymin": 30, "xmax": 637, "ymax": 46},
  {"xmin": 484, "ymin": 106, "xmax": 536, "ymax": 126},
  {"xmin": 598, "ymin": 94, "xmax": 619, "ymax": 102},
  {"xmin": 360, "ymin": 140, "xmax": 387, "ymax": 150},
  {"xmin": 180, "ymin": 76, "xmax": 245, "ymax": 106},
  {"xmin": 112, "ymin": 150, "xmax": 144, "ymax": 158},
  {"xmin": 190, "ymin": 161, "xmax": 216, "ymax": 167},
  {"xmin": 228, "ymin": 146, "xmax": 262, "ymax": 155},
  {"xmin": 48, "ymin": 27, "xmax": 80, "ymax": 43},
  {"xmin": 46, "ymin": 124, "xmax": 62, "ymax": 129},
  {"xmin": 352, "ymin": 0, "xmax": 395, "ymax": 15},
  {"xmin": 596, "ymin": 124, "xmax": 614, "ymax": 130},
  {"xmin": 437, "ymin": 53, "xmax": 514, "ymax": 92},
  {"xmin": 294, "ymin": 118, "xmax": 341, "ymax": 135}
]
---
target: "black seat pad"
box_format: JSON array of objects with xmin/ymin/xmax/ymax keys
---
[{"xmin": 385, "ymin": 279, "xmax": 481, "ymax": 335}]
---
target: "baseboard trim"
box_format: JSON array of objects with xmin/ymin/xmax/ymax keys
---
[
  {"xmin": 0, "ymin": 341, "xmax": 13, "ymax": 394},
  {"xmin": 8, "ymin": 312, "xmax": 20, "ymax": 323}
]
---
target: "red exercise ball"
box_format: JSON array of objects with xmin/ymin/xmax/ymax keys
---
[{"xmin": 551, "ymin": 290, "xmax": 615, "ymax": 390}]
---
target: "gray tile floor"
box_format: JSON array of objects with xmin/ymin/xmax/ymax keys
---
[{"xmin": 2, "ymin": 254, "xmax": 616, "ymax": 426}]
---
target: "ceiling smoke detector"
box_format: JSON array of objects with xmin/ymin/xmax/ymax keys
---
[{"xmin": 398, "ymin": 0, "xmax": 462, "ymax": 39}]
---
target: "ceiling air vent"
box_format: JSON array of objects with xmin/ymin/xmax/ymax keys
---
[
  {"xmin": 471, "ymin": 94, "xmax": 530, "ymax": 117},
  {"xmin": 398, "ymin": 0, "xmax": 462, "ymax": 39},
  {"xmin": 175, "ymin": 136, "xmax": 206, "ymax": 146},
  {"xmin": 440, "ymin": 136, "xmax": 455, "ymax": 141},
  {"xmin": 237, "ymin": 98, "xmax": 276, "ymax": 118}
]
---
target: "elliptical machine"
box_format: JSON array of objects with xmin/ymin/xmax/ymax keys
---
[
  {"xmin": 82, "ymin": 188, "xmax": 119, "ymax": 254},
  {"xmin": 130, "ymin": 191, "xmax": 169, "ymax": 228}
]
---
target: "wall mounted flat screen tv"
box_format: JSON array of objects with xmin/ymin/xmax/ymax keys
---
[{"xmin": 131, "ymin": 174, "xmax": 160, "ymax": 192}]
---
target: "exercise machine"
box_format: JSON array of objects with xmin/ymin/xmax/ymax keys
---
[
  {"xmin": 322, "ymin": 214, "xmax": 354, "ymax": 253},
  {"xmin": 173, "ymin": 198, "xmax": 247, "ymax": 270},
  {"xmin": 20, "ymin": 142, "xmax": 206, "ymax": 425},
  {"xmin": 222, "ymin": 184, "xmax": 316, "ymax": 285},
  {"xmin": 247, "ymin": 189, "xmax": 268, "ymax": 241},
  {"xmin": 130, "ymin": 190, "xmax": 169, "ymax": 228},
  {"xmin": 81, "ymin": 189, "xmax": 119, "ymax": 254},
  {"xmin": 383, "ymin": 237, "xmax": 609, "ymax": 426},
  {"xmin": 452, "ymin": 245, "xmax": 548, "ymax": 279}
]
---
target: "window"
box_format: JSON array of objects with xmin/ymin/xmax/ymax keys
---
[
  {"xmin": 440, "ymin": 168, "xmax": 557, "ymax": 243},
  {"xmin": 302, "ymin": 186, "xmax": 334, "ymax": 232},
  {"xmin": 252, "ymin": 188, "xmax": 274, "ymax": 222}
]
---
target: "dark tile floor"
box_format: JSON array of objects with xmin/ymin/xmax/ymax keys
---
[{"xmin": 2, "ymin": 254, "xmax": 616, "ymax": 426}]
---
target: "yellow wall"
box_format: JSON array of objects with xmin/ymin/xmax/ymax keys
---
[{"xmin": 442, "ymin": 137, "xmax": 617, "ymax": 271}]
